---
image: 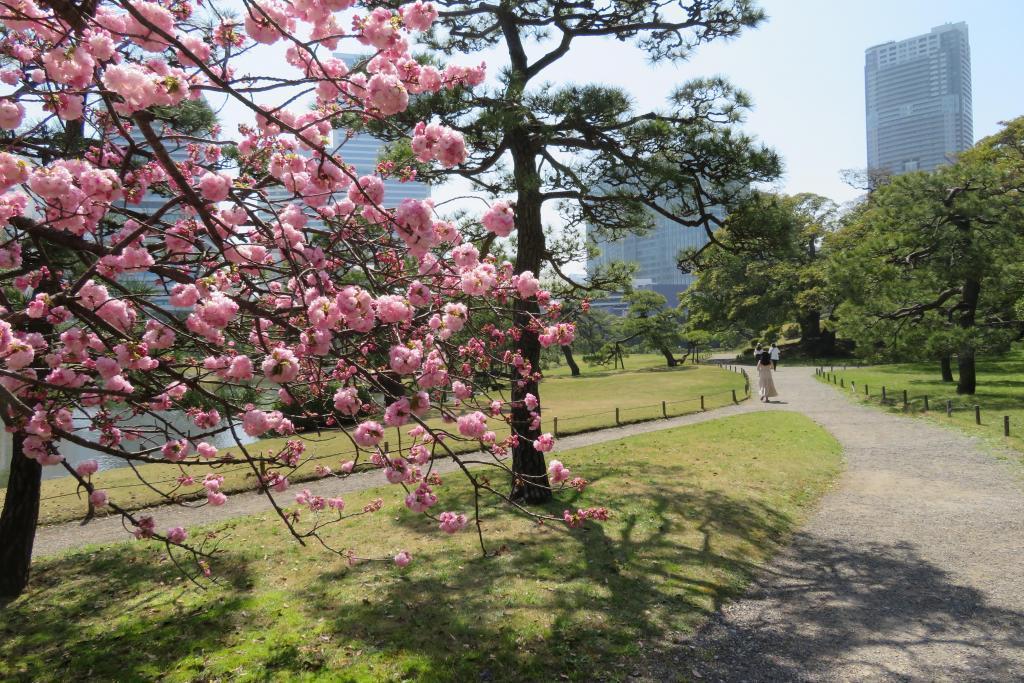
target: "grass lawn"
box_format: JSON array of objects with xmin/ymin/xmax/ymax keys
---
[
  {"xmin": 4, "ymin": 357, "xmax": 748, "ymax": 528},
  {"xmin": 0, "ymin": 411, "xmax": 840, "ymax": 683},
  {"xmin": 816, "ymin": 349, "xmax": 1024, "ymax": 461}
]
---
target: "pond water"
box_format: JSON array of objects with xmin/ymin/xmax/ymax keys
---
[{"xmin": 0, "ymin": 409, "xmax": 256, "ymax": 486}]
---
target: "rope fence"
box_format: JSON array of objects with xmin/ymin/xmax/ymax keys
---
[
  {"xmin": 816, "ymin": 367, "xmax": 1018, "ymax": 439},
  {"xmin": 551, "ymin": 365, "xmax": 750, "ymax": 437}
]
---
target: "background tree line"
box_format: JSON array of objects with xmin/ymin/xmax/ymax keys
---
[{"xmin": 638, "ymin": 115, "xmax": 1024, "ymax": 395}]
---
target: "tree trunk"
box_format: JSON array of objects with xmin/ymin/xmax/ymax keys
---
[
  {"xmin": 507, "ymin": 117, "xmax": 551, "ymax": 503},
  {"xmin": 957, "ymin": 348, "xmax": 976, "ymax": 395},
  {"xmin": 660, "ymin": 347, "xmax": 678, "ymax": 367},
  {"xmin": 0, "ymin": 434, "xmax": 42, "ymax": 599},
  {"xmin": 940, "ymin": 355, "xmax": 954, "ymax": 382},
  {"xmin": 561, "ymin": 345, "xmax": 581, "ymax": 376},
  {"xmin": 797, "ymin": 309, "xmax": 821, "ymax": 341},
  {"xmin": 0, "ymin": 252, "xmax": 59, "ymax": 599},
  {"xmin": 956, "ymin": 279, "xmax": 980, "ymax": 395}
]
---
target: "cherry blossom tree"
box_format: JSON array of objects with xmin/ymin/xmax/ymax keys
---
[{"xmin": 0, "ymin": 0, "xmax": 594, "ymax": 598}]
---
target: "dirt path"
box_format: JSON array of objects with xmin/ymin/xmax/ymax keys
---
[
  {"xmin": 661, "ymin": 365, "xmax": 1024, "ymax": 681},
  {"xmin": 32, "ymin": 395, "xmax": 759, "ymax": 558}
]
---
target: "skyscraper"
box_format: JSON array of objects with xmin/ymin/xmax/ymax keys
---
[
  {"xmin": 865, "ymin": 22, "xmax": 973, "ymax": 175},
  {"xmin": 585, "ymin": 206, "xmax": 723, "ymax": 314}
]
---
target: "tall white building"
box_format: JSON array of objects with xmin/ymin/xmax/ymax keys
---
[{"xmin": 865, "ymin": 22, "xmax": 973, "ymax": 175}]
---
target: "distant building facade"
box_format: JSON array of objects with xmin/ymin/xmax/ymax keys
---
[
  {"xmin": 586, "ymin": 207, "xmax": 723, "ymax": 315},
  {"xmin": 865, "ymin": 22, "xmax": 973, "ymax": 175}
]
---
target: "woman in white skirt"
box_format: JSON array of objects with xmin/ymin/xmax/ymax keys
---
[{"xmin": 757, "ymin": 349, "xmax": 778, "ymax": 402}]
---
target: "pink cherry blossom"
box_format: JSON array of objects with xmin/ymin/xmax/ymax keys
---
[
  {"xmin": 393, "ymin": 550, "xmax": 412, "ymax": 567},
  {"xmin": 400, "ymin": 1, "xmax": 439, "ymax": 31},
  {"xmin": 353, "ymin": 420, "xmax": 384, "ymax": 447},
  {"xmin": 548, "ymin": 459, "xmax": 571, "ymax": 484},
  {"xmin": 199, "ymin": 171, "xmax": 232, "ymax": 202},
  {"xmin": 261, "ymin": 346, "xmax": 300, "ymax": 384},
  {"xmin": 333, "ymin": 387, "xmax": 361, "ymax": 416},
  {"xmin": 457, "ymin": 411, "xmax": 488, "ymax": 439},
  {"xmin": 533, "ymin": 433, "xmax": 555, "ymax": 453},
  {"xmin": 438, "ymin": 511, "xmax": 468, "ymax": 534},
  {"xmin": 75, "ymin": 459, "xmax": 99, "ymax": 477},
  {"xmin": 167, "ymin": 526, "xmax": 188, "ymax": 544},
  {"xmin": 482, "ymin": 201, "xmax": 515, "ymax": 237}
]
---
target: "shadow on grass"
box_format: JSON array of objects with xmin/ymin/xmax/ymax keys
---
[
  {"xmin": 677, "ymin": 535, "xmax": 1024, "ymax": 681},
  {"xmin": 305, "ymin": 471, "xmax": 796, "ymax": 682},
  {"xmin": 0, "ymin": 545, "xmax": 254, "ymax": 682}
]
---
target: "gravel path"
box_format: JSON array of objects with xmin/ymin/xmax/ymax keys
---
[
  {"xmin": 32, "ymin": 391, "xmax": 758, "ymax": 558},
  {"xmin": 662, "ymin": 365, "xmax": 1024, "ymax": 682}
]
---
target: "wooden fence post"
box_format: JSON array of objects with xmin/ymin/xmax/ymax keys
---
[
  {"xmin": 946, "ymin": 400, "xmax": 953, "ymax": 416},
  {"xmin": 924, "ymin": 395, "xmax": 929, "ymax": 411},
  {"xmin": 1005, "ymin": 416, "xmax": 1010, "ymax": 437},
  {"xmin": 732, "ymin": 389, "xmax": 737, "ymax": 404},
  {"xmin": 662, "ymin": 401, "xmax": 667, "ymax": 418},
  {"xmin": 903, "ymin": 389, "xmax": 908, "ymax": 408},
  {"xmin": 553, "ymin": 417, "xmax": 558, "ymax": 438},
  {"xmin": 975, "ymin": 405, "xmax": 981, "ymax": 425},
  {"xmin": 865, "ymin": 384, "xmax": 868, "ymax": 396},
  {"xmin": 840, "ymin": 378, "xmax": 845, "ymax": 388},
  {"xmin": 615, "ymin": 407, "xmax": 620, "ymax": 426},
  {"xmin": 882, "ymin": 386, "xmax": 887, "ymax": 402},
  {"xmin": 700, "ymin": 395, "xmax": 705, "ymax": 411}
]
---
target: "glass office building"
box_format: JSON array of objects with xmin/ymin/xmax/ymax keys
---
[
  {"xmin": 585, "ymin": 206, "xmax": 724, "ymax": 314},
  {"xmin": 865, "ymin": 22, "xmax": 973, "ymax": 175}
]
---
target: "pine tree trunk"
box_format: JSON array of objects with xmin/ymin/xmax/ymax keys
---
[
  {"xmin": 0, "ymin": 433, "xmax": 42, "ymax": 599},
  {"xmin": 507, "ymin": 121, "xmax": 551, "ymax": 504},
  {"xmin": 956, "ymin": 279, "xmax": 980, "ymax": 395},
  {"xmin": 661, "ymin": 347, "xmax": 678, "ymax": 367},
  {"xmin": 941, "ymin": 355, "xmax": 954, "ymax": 382},
  {"xmin": 957, "ymin": 349, "xmax": 977, "ymax": 395},
  {"xmin": 561, "ymin": 345, "xmax": 581, "ymax": 376}
]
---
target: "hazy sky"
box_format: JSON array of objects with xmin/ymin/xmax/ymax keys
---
[{"xmin": 498, "ymin": 0, "xmax": 1024, "ymax": 206}]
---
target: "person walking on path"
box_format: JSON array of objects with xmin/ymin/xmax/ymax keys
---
[
  {"xmin": 769, "ymin": 342, "xmax": 780, "ymax": 370},
  {"xmin": 757, "ymin": 348, "xmax": 778, "ymax": 402}
]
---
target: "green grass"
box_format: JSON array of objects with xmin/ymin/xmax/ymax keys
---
[
  {"xmin": 4, "ymin": 357, "xmax": 748, "ymax": 527},
  {"xmin": 816, "ymin": 349, "xmax": 1024, "ymax": 461},
  {"xmin": 0, "ymin": 412, "xmax": 841, "ymax": 683}
]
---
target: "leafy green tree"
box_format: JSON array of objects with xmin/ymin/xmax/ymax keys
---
[
  {"xmin": 827, "ymin": 117, "xmax": 1024, "ymax": 394},
  {"xmin": 363, "ymin": 0, "xmax": 781, "ymax": 502},
  {"xmin": 620, "ymin": 291, "xmax": 687, "ymax": 367},
  {"xmin": 681, "ymin": 192, "xmax": 839, "ymax": 353}
]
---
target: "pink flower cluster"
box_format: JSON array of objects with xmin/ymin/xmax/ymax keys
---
[
  {"xmin": 548, "ymin": 459, "xmax": 571, "ymax": 484},
  {"xmin": 563, "ymin": 507, "xmax": 610, "ymax": 528}
]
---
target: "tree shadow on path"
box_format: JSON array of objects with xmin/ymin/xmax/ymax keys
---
[{"xmin": 658, "ymin": 535, "xmax": 1024, "ymax": 682}]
